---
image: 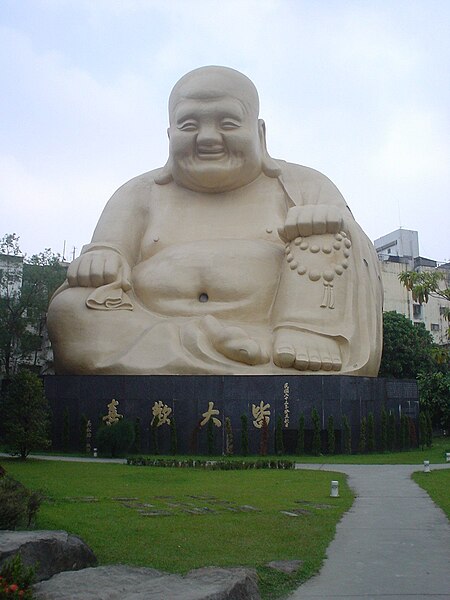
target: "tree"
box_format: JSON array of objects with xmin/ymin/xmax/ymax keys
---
[
  {"xmin": 0, "ymin": 370, "xmax": 51, "ymax": 459},
  {"xmin": 342, "ymin": 416, "xmax": 351, "ymax": 454},
  {"xmin": 0, "ymin": 234, "xmax": 67, "ymax": 375},
  {"xmin": 296, "ymin": 413, "xmax": 305, "ymax": 455},
  {"xmin": 311, "ymin": 408, "xmax": 321, "ymax": 455},
  {"xmin": 399, "ymin": 270, "xmax": 450, "ymax": 363},
  {"xmin": 367, "ymin": 413, "xmax": 375, "ymax": 452},
  {"xmin": 358, "ymin": 417, "xmax": 367, "ymax": 453},
  {"xmin": 379, "ymin": 311, "xmax": 435, "ymax": 378},
  {"xmin": 275, "ymin": 415, "xmax": 284, "ymax": 455},
  {"xmin": 327, "ymin": 415, "xmax": 335, "ymax": 455},
  {"xmin": 417, "ymin": 371, "xmax": 450, "ymax": 430}
]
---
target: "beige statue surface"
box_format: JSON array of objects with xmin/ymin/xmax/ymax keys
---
[{"xmin": 48, "ymin": 66, "xmax": 383, "ymax": 376}]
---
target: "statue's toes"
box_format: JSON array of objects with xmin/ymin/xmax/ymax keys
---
[
  {"xmin": 321, "ymin": 353, "xmax": 333, "ymax": 371},
  {"xmin": 331, "ymin": 353, "xmax": 342, "ymax": 371},
  {"xmin": 274, "ymin": 346, "xmax": 296, "ymax": 368},
  {"xmin": 237, "ymin": 343, "xmax": 269, "ymax": 366},
  {"xmin": 308, "ymin": 353, "xmax": 322, "ymax": 371},
  {"xmin": 293, "ymin": 352, "xmax": 309, "ymax": 370}
]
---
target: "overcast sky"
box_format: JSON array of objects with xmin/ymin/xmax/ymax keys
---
[{"xmin": 1, "ymin": 0, "xmax": 449, "ymax": 262}]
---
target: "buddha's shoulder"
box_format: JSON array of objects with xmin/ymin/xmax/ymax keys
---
[
  {"xmin": 113, "ymin": 168, "xmax": 165, "ymax": 195},
  {"xmin": 274, "ymin": 160, "xmax": 336, "ymax": 187},
  {"xmin": 274, "ymin": 159, "xmax": 346, "ymax": 206}
]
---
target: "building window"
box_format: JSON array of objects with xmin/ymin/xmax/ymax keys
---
[
  {"xmin": 431, "ymin": 323, "xmax": 440, "ymax": 331},
  {"xmin": 440, "ymin": 306, "xmax": 448, "ymax": 316},
  {"xmin": 413, "ymin": 304, "xmax": 422, "ymax": 319}
]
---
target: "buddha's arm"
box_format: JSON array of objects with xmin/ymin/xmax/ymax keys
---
[
  {"xmin": 278, "ymin": 166, "xmax": 355, "ymax": 242},
  {"xmin": 67, "ymin": 175, "xmax": 150, "ymax": 289}
]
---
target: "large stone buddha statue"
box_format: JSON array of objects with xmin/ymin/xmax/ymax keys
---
[{"xmin": 48, "ymin": 66, "xmax": 382, "ymax": 376}]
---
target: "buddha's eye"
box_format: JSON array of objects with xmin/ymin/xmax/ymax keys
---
[
  {"xmin": 220, "ymin": 120, "xmax": 240, "ymax": 130},
  {"xmin": 178, "ymin": 121, "xmax": 198, "ymax": 131}
]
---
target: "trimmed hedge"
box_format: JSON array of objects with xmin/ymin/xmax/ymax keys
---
[{"xmin": 127, "ymin": 457, "xmax": 295, "ymax": 470}]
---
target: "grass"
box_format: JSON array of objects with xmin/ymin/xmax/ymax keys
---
[
  {"xmin": 2, "ymin": 459, "xmax": 353, "ymax": 600},
  {"xmin": 23, "ymin": 436, "xmax": 449, "ymax": 465},
  {"xmin": 278, "ymin": 437, "xmax": 449, "ymax": 465},
  {"xmin": 412, "ymin": 469, "xmax": 450, "ymax": 519}
]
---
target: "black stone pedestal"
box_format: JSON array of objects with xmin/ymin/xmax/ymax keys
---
[{"xmin": 44, "ymin": 375, "xmax": 419, "ymax": 455}]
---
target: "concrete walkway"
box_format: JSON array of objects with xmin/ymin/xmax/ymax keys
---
[
  {"xmin": 0, "ymin": 453, "xmax": 127, "ymax": 464},
  {"xmin": 289, "ymin": 463, "xmax": 450, "ymax": 600}
]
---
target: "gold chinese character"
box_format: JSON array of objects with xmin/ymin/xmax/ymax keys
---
[
  {"xmin": 151, "ymin": 401, "xmax": 172, "ymax": 427},
  {"xmin": 252, "ymin": 401, "xmax": 271, "ymax": 428},
  {"xmin": 200, "ymin": 401, "xmax": 222, "ymax": 427},
  {"xmin": 103, "ymin": 399, "xmax": 123, "ymax": 426}
]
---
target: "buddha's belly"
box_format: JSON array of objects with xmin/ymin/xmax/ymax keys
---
[{"xmin": 132, "ymin": 240, "xmax": 283, "ymax": 321}]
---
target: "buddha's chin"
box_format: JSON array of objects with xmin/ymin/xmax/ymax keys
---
[{"xmin": 172, "ymin": 158, "xmax": 260, "ymax": 193}]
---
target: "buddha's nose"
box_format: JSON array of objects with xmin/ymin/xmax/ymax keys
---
[{"xmin": 197, "ymin": 124, "xmax": 222, "ymax": 146}]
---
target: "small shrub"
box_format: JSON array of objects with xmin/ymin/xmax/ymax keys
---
[
  {"xmin": 62, "ymin": 407, "xmax": 70, "ymax": 453},
  {"xmin": 96, "ymin": 419, "xmax": 135, "ymax": 458},
  {"xmin": 151, "ymin": 416, "xmax": 159, "ymax": 455},
  {"xmin": 170, "ymin": 416, "xmax": 178, "ymax": 455},
  {"xmin": 387, "ymin": 412, "xmax": 396, "ymax": 451},
  {"xmin": 408, "ymin": 417, "xmax": 417, "ymax": 448},
  {"xmin": 259, "ymin": 418, "xmax": 269, "ymax": 456},
  {"xmin": 0, "ymin": 553, "xmax": 35, "ymax": 599},
  {"xmin": 296, "ymin": 414, "xmax": 305, "ymax": 455},
  {"xmin": 380, "ymin": 407, "xmax": 388, "ymax": 452},
  {"xmin": 426, "ymin": 412, "xmax": 433, "ymax": 448},
  {"xmin": 131, "ymin": 417, "xmax": 142, "ymax": 454},
  {"xmin": 225, "ymin": 417, "xmax": 234, "ymax": 456},
  {"xmin": 207, "ymin": 419, "xmax": 215, "ymax": 455},
  {"xmin": 343, "ymin": 416, "xmax": 351, "ymax": 454},
  {"xmin": 0, "ymin": 476, "xmax": 42, "ymax": 530},
  {"xmin": 240, "ymin": 414, "xmax": 249, "ymax": 456},
  {"xmin": 419, "ymin": 412, "xmax": 427, "ymax": 449},
  {"xmin": 400, "ymin": 414, "xmax": 409, "ymax": 450},
  {"xmin": 367, "ymin": 413, "xmax": 375, "ymax": 452},
  {"xmin": 311, "ymin": 408, "xmax": 321, "ymax": 455},
  {"xmin": 358, "ymin": 417, "xmax": 367, "ymax": 453},
  {"xmin": 275, "ymin": 416, "xmax": 284, "ymax": 455},
  {"xmin": 79, "ymin": 415, "xmax": 88, "ymax": 454},
  {"xmin": 327, "ymin": 416, "xmax": 335, "ymax": 455}
]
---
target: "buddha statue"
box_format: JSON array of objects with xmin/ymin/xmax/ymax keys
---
[{"xmin": 47, "ymin": 66, "xmax": 382, "ymax": 376}]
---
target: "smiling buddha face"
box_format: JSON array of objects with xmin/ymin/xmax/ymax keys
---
[{"xmin": 166, "ymin": 66, "xmax": 266, "ymax": 193}]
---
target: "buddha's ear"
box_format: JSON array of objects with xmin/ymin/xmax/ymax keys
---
[
  {"xmin": 155, "ymin": 129, "xmax": 174, "ymax": 185},
  {"xmin": 154, "ymin": 158, "xmax": 173, "ymax": 185},
  {"xmin": 258, "ymin": 119, "xmax": 281, "ymax": 178}
]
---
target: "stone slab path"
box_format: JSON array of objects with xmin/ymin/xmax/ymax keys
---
[{"xmin": 289, "ymin": 463, "xmax": 450, "ymax": 600}]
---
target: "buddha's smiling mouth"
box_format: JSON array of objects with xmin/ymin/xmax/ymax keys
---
[{"xmin": 196, "ymin": 147, "xmax": 226, "ymax": 159}]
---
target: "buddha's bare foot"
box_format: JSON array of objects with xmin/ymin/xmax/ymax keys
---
[
  {"xmin": 273, "ymin": 328, "xmax": 341, "ymax": 372},
  {"xmin": 202, "ymin": 315, "xmax": 269, "ymax": 365}
]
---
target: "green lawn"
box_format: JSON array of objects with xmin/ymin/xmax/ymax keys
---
[
  {"xmin": 24, "ymin": 436, "xmax": 450, "ymax": 465},
  {"xmin": 412, "ymin": 469, "xmax": 450, "ymax": 519},
  {"xmin": 283, "ymin": 437, "xmax": 449, "ymax": 465},
  {"xmin": 2, "ymin": 459, "xmax": 353, "ymax": 599}
]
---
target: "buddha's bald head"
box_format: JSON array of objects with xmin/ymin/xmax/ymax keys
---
[{"xmin": 169, "ymin": 66, "xmax": 260, "ymax": 122}]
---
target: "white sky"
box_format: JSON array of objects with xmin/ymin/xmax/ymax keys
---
[{"xmin": 1, "ymin": 0, "xmax": 449, "ymax": 261}]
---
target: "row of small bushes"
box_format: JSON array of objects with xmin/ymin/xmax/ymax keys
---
[{"xmin": 127, "ymin": 456, "xmax": 295, "ymax": 470}]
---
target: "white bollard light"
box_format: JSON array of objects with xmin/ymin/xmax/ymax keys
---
[
  {"xmin": 446, "ymin": 453, "xmax": 450, "ymax": 463},
  {"xmin": 93, "ymin": 448, "xmax": 98, "ymax": 458},
  {"xmin": 423, "ymin": 460, "xmax": 430, "ymax": 473},
  {"xmin": 330, "ymin": 480, "xmax": 339, "ymax": 497}
]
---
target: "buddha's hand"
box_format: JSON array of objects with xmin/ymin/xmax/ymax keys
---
[
  {"xmin": 278, "ymin": 205, "xmax": 344, "ymax": 242},
  {"xmin": 67, "ymin": 250, "xmax": 132, "ymax": 290}
]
